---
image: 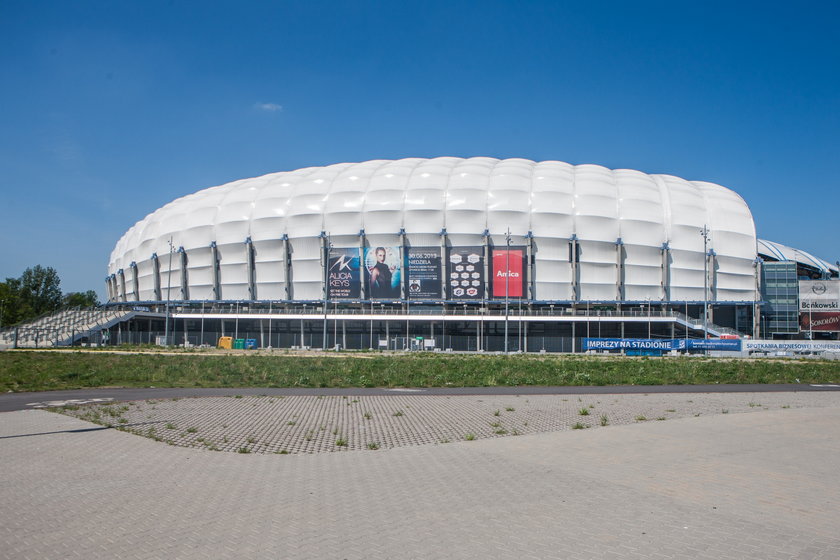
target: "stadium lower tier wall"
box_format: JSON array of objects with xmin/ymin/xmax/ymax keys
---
[
  {"xmin": 106, "ymin": 235, "xmax": 758, "ymax": 305},
  {"xmin": 93, "ymin": 308, "xmax": 762, "ymax": 352}
]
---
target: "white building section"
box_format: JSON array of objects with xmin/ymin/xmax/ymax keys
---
[{"xmin": 107, "ymin": 158, "xmax": 758, "ymax": 303}]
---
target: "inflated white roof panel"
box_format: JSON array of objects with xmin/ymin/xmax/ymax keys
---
[{"xmin": 109, "ymin": 157, "xmax": 762, "ymax": 302}]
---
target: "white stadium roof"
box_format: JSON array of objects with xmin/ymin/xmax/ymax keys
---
[
  {"xmin": 757, "ymin": 239, "xmax": 838, "ymax": 275},
  {"xmin": 109, "ymin": 157, "xmax": 759, "ymax": 303}
]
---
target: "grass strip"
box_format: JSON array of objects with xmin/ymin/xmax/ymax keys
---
[{"xmin": 2, "ymin": 350, "xmax": 839, "ymax": 392}]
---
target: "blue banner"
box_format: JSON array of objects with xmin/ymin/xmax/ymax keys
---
[
  {"xmin": 584, "ymin": 338, "xmax": 675, "ymax": 351},
  {"xmin": 584, "ymin": 338, "xmax": 743, "ymax": 352},
  {"xmin": 677, "ymin": 339, "xmax": 742, "ymax": 351}
]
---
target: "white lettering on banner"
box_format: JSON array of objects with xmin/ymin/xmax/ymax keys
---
[
  {"xmin": 744, "ymin": 340, "xmax": 840, "ymax": 352},
  {"xmin": 495, "ymin": 271, "xmax": 520, "ymax": 278}
]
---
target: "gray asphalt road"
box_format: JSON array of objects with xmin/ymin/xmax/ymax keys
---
[{"xmin": 2, "ymin": 383, "xmax": 839, "ymax": 412}]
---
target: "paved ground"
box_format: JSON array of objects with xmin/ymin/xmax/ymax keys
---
[
  {"xmin": 5, "ymin": 383, "xmax": 840, "ymax": 413},
  {"xmin": 52, "ymin": 391, "xmax": 840, "ymax": 454},
  {"xmin": 2, "ymin": 393, "xmax": 840, "ymax": 559}
]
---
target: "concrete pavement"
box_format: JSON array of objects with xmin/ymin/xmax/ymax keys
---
[{"xmin": 2, "ymin": 393, "xmax": 839, "ymax": 559}]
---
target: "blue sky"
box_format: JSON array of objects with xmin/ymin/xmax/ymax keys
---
[{"xmin": 2, "ymin": 0, "xmax": 838, "ymax": 298}]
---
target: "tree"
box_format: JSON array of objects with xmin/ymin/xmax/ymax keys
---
[
  {"xmin": 62, "ymin": 290, "xmax": 100, "ymax": 309},
  {"xmin": 19, "ymin": 265, "xmax": 62, "ymax": 317},
  {"xmin": 0, "ymin": 279, "xmax": 22, "ymax": 327},
  {"xmin": 0, "ymin": 265, "xmax": 101, "ymax": 327}
]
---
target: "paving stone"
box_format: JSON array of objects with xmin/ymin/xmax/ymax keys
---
[{"xmin": 1, "ymin": 393, "xmax": 839, "ymax": 559}]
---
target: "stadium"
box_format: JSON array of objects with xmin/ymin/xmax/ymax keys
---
[{"xmin": 5, "ymin": 157, "xmax": 839, "ymax": 351}]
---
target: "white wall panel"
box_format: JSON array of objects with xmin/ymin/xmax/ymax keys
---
[
  {"xmin": 533, "ymin": 238, "xmax": 572, "ymax": 301},
  {"xmin": 216, "ymin": 242, "xmax": 249, "ymax": 300},
  {"xmin": 253, "ymin": 239, "xmax": 286, "ymax": 300},
  {"xmin": 185, "ymin": 246, "xmax": 215, "ymax": 300},
  {"xmin": 135, "ymin": 259, "xmax": 156, "ymax": 302},
  {"xmin": 288, "ymin": 237, "xmax": 323, "ymax": 301},
  {"xmin": 159, "ymin": 252, "xmax": 182, "ymax": 301}
]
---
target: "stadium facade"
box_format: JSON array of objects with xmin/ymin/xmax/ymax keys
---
[{"xmin": 102, "ymin": 158, "xmax": 839, "ymax": 351}]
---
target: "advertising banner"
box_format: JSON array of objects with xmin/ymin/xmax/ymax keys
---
[
  {"xmin": 673, "ymin": 339, "xmax": 743, "ymax": 351},
  {"xmin": 799, "ymin": 280, "xmax": 840, "ymax": 312},
  {"xmin": 448, "ymin": 247, "xmax": 484, "ymax": 300},
  {"xmin": 364, "ymin": 246, "xmax": 401, "ymax": 299},
  {"xmin": 584, "ymin": 338, "xmax": 743, "ymax": 351},
  {"xmin": 800, "ymin": 311, "xmax": 840, "ymax": 332},
  {"xmin": 328, "ymin": 248, "xmax": 361, "ymax": 299},
  {"xmin": 744, "ymin": 339, "xmax": 840, "ymax": 353},
  {"xmin": 491, "ymin": 248, "xmax": 525, "ymax": 298},
  {"xmin": 584, "ymin": 338, "xmax": 675, "ymax": 351},
  {"xmin": 406, "ymin": 247, "xmax": 442, "ymax": 299}
]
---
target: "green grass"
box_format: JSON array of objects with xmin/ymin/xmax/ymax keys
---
[{"xmin": 2, "ymin": 350, "xmax": 839, "ymax": 392}]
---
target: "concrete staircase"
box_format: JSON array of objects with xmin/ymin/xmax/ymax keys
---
[{"xmin": 0, "ymin": 308, "xmax": 136, "ymax": 348}]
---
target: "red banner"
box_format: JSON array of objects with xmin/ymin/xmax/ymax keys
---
[
  {"xmin": 492, "ymin": 249, "xmax": 524, "ymax": 298},
  {"xmin": 800, "ymin": 311, "xmax": 840, "ymax": 332}
]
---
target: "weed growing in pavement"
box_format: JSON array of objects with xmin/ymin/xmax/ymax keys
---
[
  {"xmin": 165, "ymin": 423, "xmax": 176, "ymax": 430},
  {"xmin": 494, "ymin": 428, "xmax": 508, "ymax": 435},
  {"xmin": 600, "ymin": 414, "xmax": 609, "ymax": 426},
  {"xmin": 287, "ymin": 421, "xmax": 296, "ymax": 426},
  {"xmin": 722, "ymin": 409, "xmax": 729, "ymax": 414},
  {"xmin": 635, "ymin": 415, "xmax": 647, "ymax": 422},
  {"xmin": 666, "ymin": 409, "xmax": 676, "ymax": 413},
  {"xmin": 464, "ymin": 433, "xmax": 476, "ymax": 441},
  {"xmin": 186, "ymin": 427, "xmax": 198, "ymax": 433},
  {"xmin": 335, "ymin": 438, "xmax": 348, "ymax": 447},
  {"xmin": 276, "ymin": 450, "xmax": 290, "ymax": 455},
  {"xmin": 578, "ymin": 408, "xmax": 590, "ymax": 416},
  {"xmin": 656, "ymin": 417, "xmax": 666, "ymax": 421},
  {"xmin": 748, "ymin": 402, "xmax": 761, "ymax": 408},
  {"xmin": 367, "ymin": 442, "xmax": 380, "ymax": 450},
  {"xmin": 393, "ymin": 410, "xmax": 404, "ymax": 417},
  {"xmin": 363, "ymin": 412, "xmax": 372, "ymax": 420},
  {"xmin": 234, "ymin": 395, "xmax": 243, "ymax": 399},
  {"xmin": 694, "ymin": 413, "xmax": 701, "ymax": 417},
  {"xmin": 247, "ymin": 436, "xmax": 256, "ymax": 444},
  {"xmin": 572, "ymin": 423, "xmax": 588, "ymax": 430},
  {"xmin": 782, "ymin": 404, "xmax": 790, "ymax": 408},
  {"xmin": 489, "ymin": 422, "xmax": 501, "ymax": 428},
  {"xmin": 505, "ymin": 407, "xmax": 515, "ymax": 412},
  {"xmin": 118, "ymin": 418, "xmax": 128, "ymax": 424},
  {"xmin": 493, "ymin": 410, "xmax": 501, "ymax": 416},
  {"xmin": 237, "ymin": 447, "xmax": 251, "ymax": 454}
]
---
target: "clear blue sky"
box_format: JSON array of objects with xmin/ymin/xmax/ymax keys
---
[{"xmin": 2, "ymin": 0, "xmax": 838, "ymax": 299}]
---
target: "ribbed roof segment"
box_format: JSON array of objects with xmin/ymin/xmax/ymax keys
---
[{"xmin": 110, "ymin": 157, "xmax": 755, "ymax": 266}]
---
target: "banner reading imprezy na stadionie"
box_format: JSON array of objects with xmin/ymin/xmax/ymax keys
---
[{"xmin": 583, "ymin": 338, "xmax": 742, "ymax": 351}]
